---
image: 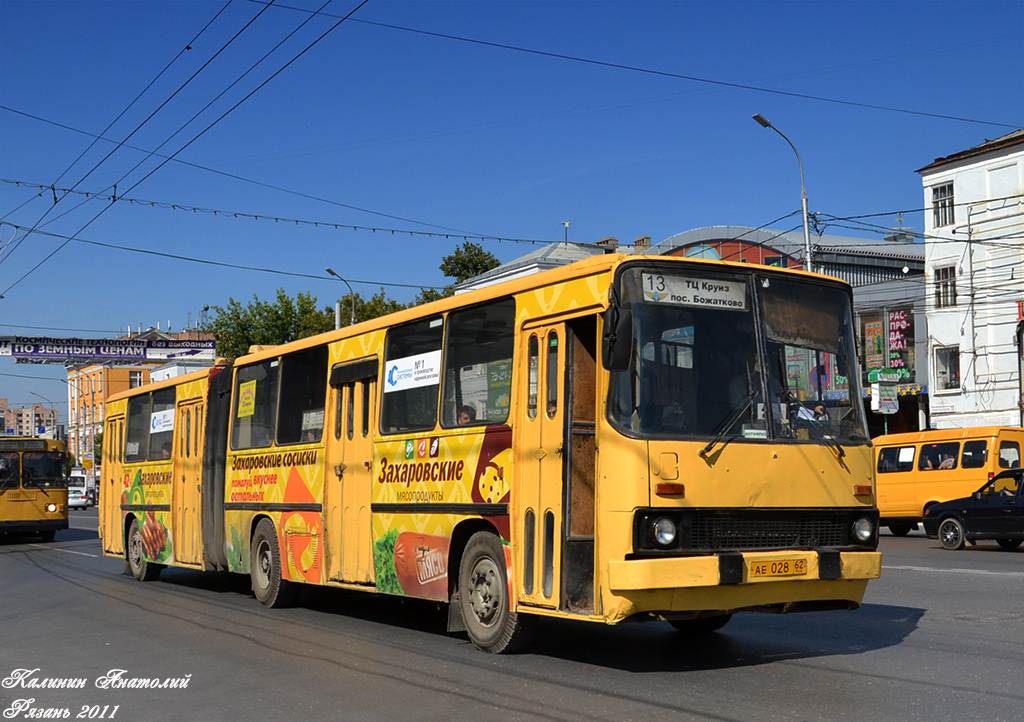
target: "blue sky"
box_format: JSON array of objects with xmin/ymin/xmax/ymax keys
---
[{"xmin": 1, "ymin": 0, "xmax": 1022, "ymax": 416}]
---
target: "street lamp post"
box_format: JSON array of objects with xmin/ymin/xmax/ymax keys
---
[
  {"xmin": 752, "ymin": 113, "xmax": 813, "ymax": 272},
  {"xmin": 30, "ymin": 391, "xmax": 54, "ymax": 438},
  {"xmin": 325, "ymin": 267, "xmax": 356, "ymax": 329}
]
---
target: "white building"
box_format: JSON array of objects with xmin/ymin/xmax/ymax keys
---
[{"xmin": 917, "ymin": 129, "xmax": 1024, "ymax": 428}]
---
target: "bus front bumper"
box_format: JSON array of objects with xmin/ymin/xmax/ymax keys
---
[{"xmin": 608, "ymin": 549, "xmax": 882, "ymax": 591}]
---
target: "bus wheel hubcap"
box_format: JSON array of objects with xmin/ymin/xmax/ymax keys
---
[{"xmin": 468, "ymin": 558, "xmax": 500, "ymax": 627}]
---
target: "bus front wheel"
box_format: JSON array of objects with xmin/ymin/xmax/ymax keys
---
[
  {"xmin": 458, "ymin": 531, "xmax": 532, "ymax": 653},
  {"xmin": 669, "ymin": 614, "xmax": 733, "ymax": 635},
  {"xmin": 127, "ymin": 517, "xmax": 161, "ymax": 581},
  {"xmin": 250, "ymin": 519, "xmax": 296, "ymax": 608}
]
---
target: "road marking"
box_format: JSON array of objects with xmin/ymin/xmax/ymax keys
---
[
  {"xmin": 884, "ymin": 564, "xmax": 1024, "ymax": 578},
  {"xmin": 26, "ymin": 544, "xmax": 99, "ymax": 558}
]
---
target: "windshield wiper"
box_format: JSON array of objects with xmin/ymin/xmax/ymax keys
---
[
  {"xmin": 801, "ymin": 417, "xmax": 846, "ymax": 459},
  {"xmin": 699, "ymin": 389, "xmax": 757, "ymax": 459}
]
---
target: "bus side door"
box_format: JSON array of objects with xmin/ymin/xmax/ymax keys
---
[
  {"xmin": 102, "ymin": 415, "xmax": 125, "ymax": 555},
  {"xmin": 517, "ymin": 317, "xmax": 598, "ymax": 612},
  {"xmin": 326, "ymin": 358, "xmax": 378, "ymax": 584},
  {"xmin": 517, "ymin": 325, "xmax": 564, "ymax": 609},
  {"xmin": 173, "ymin": 400, "xmax": 204, "ymax": 565}
]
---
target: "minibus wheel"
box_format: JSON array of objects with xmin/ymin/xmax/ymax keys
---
[
  {"xmin": 996, "ymin": 539, "xmax": 1022, "ymax": 551},
  {"xmin": 458, "ymin": 531, "xmax": 533, "ymax": 653},
  {"xmin": 887, "ymin": 523, "xmax": 913, "ymax": 537}
]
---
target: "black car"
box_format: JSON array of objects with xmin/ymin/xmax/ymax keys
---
[{"xmin": 923, "ymin": 468, "xmax": 1024, "ymax": 550}]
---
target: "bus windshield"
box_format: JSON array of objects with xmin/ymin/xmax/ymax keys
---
[
  {"xmin": 608, "ymin": 266, "xmax": 869, "ymax": 446},
  {"xmin": 21, "ymin": 452, "xmax": 67, "ymax": 489}
]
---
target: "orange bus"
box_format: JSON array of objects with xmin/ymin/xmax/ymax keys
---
[
  {"xmin": 1, "ymin": 437, "xmax": 69, "ymax": 541},
  {"xmin": 100, "ymin": 253, "xmax": 881, "ymax": 652}
]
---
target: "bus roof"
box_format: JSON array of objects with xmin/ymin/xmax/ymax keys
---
[
  {"xmin": 105, "ymin": 252, "xmax": 853, "ymax": 399},
  {"xmin": 873, "ymin": 426, "xmax": 1022, "ymax": 446}
]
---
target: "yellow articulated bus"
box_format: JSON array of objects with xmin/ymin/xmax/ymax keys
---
[
  {"xmin": 1, "ymin": 437, "xmax": 69, "ymax": 542},
  {"xmin": 100, "ymin": 253, "xmax": 880, "ymax": 652}
]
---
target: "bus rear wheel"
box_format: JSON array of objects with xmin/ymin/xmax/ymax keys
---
[
  {"xmin": 458, "ymin": 531, "xmax": 532, "ymax": 654},
  {"xmin": 127, "ymin": 517, "xmax": 161, "ymax": 581},
  {"xmin": 250, "ymin": 519, "xmax": 296, "ymax": 608}
]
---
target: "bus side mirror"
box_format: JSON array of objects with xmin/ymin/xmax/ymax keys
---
[{"xmin": 602, "ymin": 303, "xmax": 633, "ymax": 371}]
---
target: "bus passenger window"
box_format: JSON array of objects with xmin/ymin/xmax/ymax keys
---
[
  {"xmin": 231, "ymin": 360, "xmax": 279, "ymax": 450},
  {"xmin": 999, "ymin": 441, "xmax": 1021, "ymax": 468},
  {"xmin": 961, "ymin": 440, "xmax": 987, "ymax": 469},
  {"xmin": 277, "ymin": 346, "xmax": 328, "ymax": 445},
  {"xmin": 381, "ymin": 317, "xmax": 444, "ymax": 433},
  {"xmin": 440, "ymin": 298, "xmax": 515, "ymax": 427},
  {"xmin": 148, "ymin": 388, "xmax": 175, "ymax": 461}
]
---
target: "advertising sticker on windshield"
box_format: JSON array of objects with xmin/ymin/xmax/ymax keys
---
[{"xmin": 641, "ymin": 273, "xmax": 747, "ymax": 310}]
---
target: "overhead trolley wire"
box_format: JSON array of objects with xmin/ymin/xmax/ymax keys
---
[
  {"xmin": 0, "ymin": 1, "xmax": 247, "ymax": 265},
  {"xmin": 253, "ymin": 1, "xmax": 1020, "ymax": 129},
  {"xmin": 0, "ymin": 0, "xmax": 371, "ymax": 299}
]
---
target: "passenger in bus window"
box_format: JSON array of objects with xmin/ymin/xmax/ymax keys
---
[
  {"xmin": 458, "ymin": 405, "xmax": 476, "ymax": 425},
  {"xmin": 938, "ymin": 454, "xmax": 955, "ymax": 469},
  {"xmin": 160, "ymin": 442, "xmax": 172, "ymax": 459}
]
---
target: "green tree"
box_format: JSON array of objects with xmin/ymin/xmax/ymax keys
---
[
  {"xmin": 201, "ymin": 288, "xmax": 334, "ymax": 358},
  {"xmin": 92, "ymin": 432, "xmax": 103, "ymax": 467},
  {"xmin": 414, "ymin": 241, "xmax": 500, "ymax": 305}
]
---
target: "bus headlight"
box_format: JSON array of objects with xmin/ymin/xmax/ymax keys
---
[
  {"xmin": 45, "ymin": 503, "xmax": 58, "ymax": 513},
  {"xmin": 852, "ymin": 517, "xmax": 874, "ymax": 543},
  {"xmin": 653, "ymin": 518, "xmax": 677, "ymax": 547}
]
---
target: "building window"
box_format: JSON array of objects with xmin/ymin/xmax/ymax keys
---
[
  {"xmin": 129, "ymin": 371, "xmax": 143, "ymax": 388},
  {"xmin": 932, "ymin": 183, "xmax": 954, "ymax": 227},
  {"xmin": 934, "ymin": 266, "xmax": 957, "ymax": 308},
  {"xmin": 935, "ymin": 346, "xmax": 960, "ymax": 391}
]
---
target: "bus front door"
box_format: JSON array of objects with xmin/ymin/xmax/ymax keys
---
[
  {"xmin": 517, "ymin": 318, "xmax": 598, "ymax": 612},
  {"xmin": 518, "ymin": 324, "xmax": 566, "ymax": 609}
]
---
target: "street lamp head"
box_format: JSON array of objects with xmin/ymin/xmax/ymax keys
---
[{"xmin": 752, "ymin": 113, "xmax": 772, "ymax": 128}]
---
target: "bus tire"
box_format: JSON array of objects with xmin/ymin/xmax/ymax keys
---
[
  {"xmin": 458, "ymin": 531, "xmax": 532, "ymax": 654},
  {"xmin": 250, "ymin": 519, "xmax": 296, "ymax": 608},
  {"xmin": 887, "ymin": 523, "xmax": 913, "ymax": 537},
  {"xmin": 996, "ymin": 539, "xmax": 1022, "ymax": 551},
  {"xmin": 669, "ymin": 614, "xmax": 733, "ymax": 635},
  {"xmin": 38, "ymin": 530, "xmax": 56, "ymax": 542},
  {"xmin": 938, "ymin": 518, "xmax": 965, "ymax": 550},
  {"xmin": 127, "ymin": 517, "xmax": 161, "ymax": 581}
]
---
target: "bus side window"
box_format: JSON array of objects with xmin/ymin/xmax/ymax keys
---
[
  {"xmin": 441, "ymin": 297, "xmax": 515, "ymax": 428},
  {"xmin": 961, "ymin": 440, "xmax": 987, "ymax": 469},
  {"xmin": 381, "ymin": 317, "xmax": 444, "ymax": 433},
  {"xmin": 277, "ymin": 345, "xmax": 328, "ymax": 445},
  {"xmin": 999, "ymin": 441, "xmax": 1021, "ymax": 468}
]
